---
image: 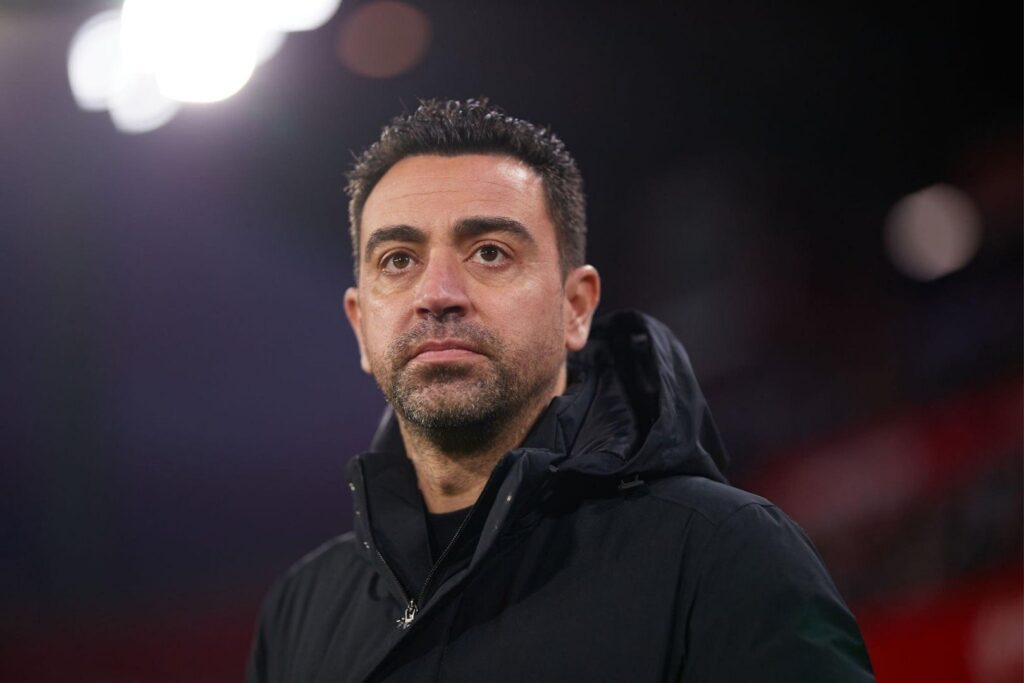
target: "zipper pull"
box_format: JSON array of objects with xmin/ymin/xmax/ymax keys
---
[{"xmin": 396, "ymin": 600, "xmax": 418, "ymax": 630}]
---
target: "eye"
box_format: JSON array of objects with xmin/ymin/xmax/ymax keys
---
[
  {"xmin": 381, "ymin": 251, "xmax": 416, "ymax": 274},
  {"xmin": 470, "ymin": 244, "xmax": 510, "ymax": 266}
]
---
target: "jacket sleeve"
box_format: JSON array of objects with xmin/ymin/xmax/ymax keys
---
[{"xmin": 680, "ymin": 503, "xmax": 875, "ymax": 682}]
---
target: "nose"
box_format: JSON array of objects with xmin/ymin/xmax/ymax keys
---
[{"xmin": 413, "ymin": 251, "xmax": 471, "ymax": 321}]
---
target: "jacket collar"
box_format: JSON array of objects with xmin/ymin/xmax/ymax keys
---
[
  {"xmin": 345, "ymin": 374, "xmax": 589, "ymax": 598},
  {"xmin": 345, "ymin": 310, "xmax": 730, "ymax": 603}
]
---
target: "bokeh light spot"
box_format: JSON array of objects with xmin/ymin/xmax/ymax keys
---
[
  {"xmin": 337, "ymin": 1, "xmax": 431, "ymax": 79},
  {"xmin": 256, "ymin": 31, "xmax": 288, "ymax": 65},
  {"xmin": 257, "ymin": 0, "xmax": 343, "ymax": 33},
  {"xmin": 884, "ymin": 183, "xmax": 983, "ymax": 281},
  {"xmin": 67, "ymin": 10, "xmax": 124, "ymax": 111},
  {"xmin": 108, "ymin": 71, "xmax": 182, "ymax": 134},
  {"xmin": 121, "ymin": 0, "xmax": 260, "ymax": 104},
  {"xmin": 69, "ymin": 1, "xmax": 341, "ymax": 132}
]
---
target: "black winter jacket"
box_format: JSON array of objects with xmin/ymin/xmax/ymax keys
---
[{"xmin": 247, "ymin": 311, "xmax": 875, "ymax": 682}]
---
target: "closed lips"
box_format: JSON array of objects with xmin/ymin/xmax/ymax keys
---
[{"xmin": 411, "ymin": 340, "xmax": 482, "ymax": 359}]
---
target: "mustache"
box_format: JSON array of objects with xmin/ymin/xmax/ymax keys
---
[{"xmin": 388, "ymin": 320, "xmax": 500, "ymax": 365}]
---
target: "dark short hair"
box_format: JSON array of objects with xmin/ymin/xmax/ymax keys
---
[{"xmin": 345, "ymin": 98, "xmax": 586, "ymax": 280}]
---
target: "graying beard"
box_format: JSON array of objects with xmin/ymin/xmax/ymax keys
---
[{"xmin": 389, "ymin": 366, "xmax": 515, "ymax": 454}]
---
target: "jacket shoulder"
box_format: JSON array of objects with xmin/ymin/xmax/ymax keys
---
[
  {"xmin": 281, "ymin": 530, "xmax": 360, "ymax": 584},
  {"xmin": 264, "ymin": 531, "xmax": 365, "ymax": 617},
  {"xmin": 257, "ymin": 530, "xmax": 363, "ymax": 624},
  {"xmin": 646, "ymin": 474, "xmax": 775, "ymax": 526},
  {"xmin": 246, "ymin": 532, "xmax": 363, "ymax": 682},
  {"xmin": 644, "ymin": 478, "xmax": 876, "ymax": 681}
]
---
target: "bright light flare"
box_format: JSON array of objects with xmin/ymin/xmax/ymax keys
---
[
  {"xmin": 67, "ymin": 9, "xmax": 181, "ymax": 133},
  {"xmin": 256, "ymin": 0, "xmax": 343, "ymax": 32},
  {"xmin": 256, "ymin": 31, "xmax": 288, "ymax": 65},
  {"xmin": 108, "ymin": 72, "xmax": 182, "ymax": 134},
  {"xmin": 68, "ymin": 0, "xmax": 344, "ymax": 133},
  {"xmin": 67, "ymin": 10, "xmax": 124, "ymax": 111},
  {"xmin": 884, "ymin": 184, "xmax": 982, "ymax": 281},
  {"xmin": 121, "ymin": 0, "xmax": 260, "ymax": 103}
]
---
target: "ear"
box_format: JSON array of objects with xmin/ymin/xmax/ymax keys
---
[
  {"xmin": 563, "ymin": 265, "xmax": 601, "ymax": 352},
  {"xmin": 343, "ymin": 287, "xmax": 372, "ymax": 374}
]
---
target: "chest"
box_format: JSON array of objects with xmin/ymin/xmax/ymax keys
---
[{"xmin": 315, "ymin": 507, "xmax": 694, "ymax": 683}]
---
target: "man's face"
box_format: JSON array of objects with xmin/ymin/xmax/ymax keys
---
[{"xmin": 344, "ymin": 154, "xmax": 596, "ymax": 434}]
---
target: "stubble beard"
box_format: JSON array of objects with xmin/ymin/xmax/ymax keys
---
[{"xmin": 373, "ymin": 320, "xmax": 561, "ymax": 454}]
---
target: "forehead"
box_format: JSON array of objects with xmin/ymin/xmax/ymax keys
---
[{"xmin": 360, "ymin": 154, "xmax": 554, "ymax": 241}]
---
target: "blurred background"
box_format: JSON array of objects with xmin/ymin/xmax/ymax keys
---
[{"xmin": 0, "ymin": 0, "xmax": 1020, "ymax": 680}]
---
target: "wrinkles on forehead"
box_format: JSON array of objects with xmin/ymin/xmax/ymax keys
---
[
  {"xmin": 365, "ymin": 174, "xmax": 539, "ymax": 217},
  {"xmin": 358, "ymin": 154, "xmax": 556, "ymax": 261},
  {"xmin": 382, "ymin": 176, "xmax": 536, "ymax": 200}
]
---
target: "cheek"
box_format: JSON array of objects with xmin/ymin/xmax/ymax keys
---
[
  {"xmin": 358, "ymin": 301, "xmax": 403, "ymax": 360},
  {"xmin": 499, "ymin": 285, "xmax": 566, "ymax": 355}
]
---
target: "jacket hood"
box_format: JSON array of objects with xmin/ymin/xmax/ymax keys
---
[
  {"xmin": 368, "ymin": 310, "xmax": 728, "ymax": 484},
  {"xmin": 549, "ymin": 309, "xmax": 728, "ymax": 483},
  {"xmin": 351, "ymin": 310, "xmax": 727, "ymax": 615}
]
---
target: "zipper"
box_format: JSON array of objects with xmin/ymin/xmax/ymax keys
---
[
  {"xmin": 363, "ymin": 456, "xmax": 514, "ymax": 631},
  {"xmin": 372, "ymin": 546, "xmax": 418, "ymax": 630},
  {"xmin": 354, "ymin": 462, "xmax": 420, "ymax": 632},
  {"xmin": 396, "ymin": 502, "xmax": 477, "ymax": 630}
]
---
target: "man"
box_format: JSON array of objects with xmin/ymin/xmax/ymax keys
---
[{"xmin": 247, "ymin": 98, "xmax": 875, "ymax": 682}]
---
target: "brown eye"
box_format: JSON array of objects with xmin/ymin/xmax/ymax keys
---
[
  {"xmin": 472, "ymin": 244, "xmax": 509, "ymax": 266},
  {"xmin": 382, "ymin": 252, "xmax": 415, "ymax": 273}
]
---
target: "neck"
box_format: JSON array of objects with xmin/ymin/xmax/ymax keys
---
[{"xmin": 399, "ymin": 367, "xmax": 566, "ymax": 513}]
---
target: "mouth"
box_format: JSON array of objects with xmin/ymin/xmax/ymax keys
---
[{"xmin": 409, "ymin": 339, "xmax": 485, "ymax": 363}]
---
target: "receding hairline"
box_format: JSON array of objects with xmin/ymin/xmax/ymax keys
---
[
  {"xmin": 353, "ymin": 152, "xmax": 559, "ymax": 259},
  {"xmin": 354, "ymin": 152, "xmax": 543, "ymax": 224},
  {"xmin": 345, "ymin": 98, "xmax": 588, "ymax": 282}
]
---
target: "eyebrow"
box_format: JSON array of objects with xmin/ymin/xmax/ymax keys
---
[
  {"xmin": 363, "ymin": 216, "xmax": 537, "ymax": 263},
  {"xmin": 363, "ymin": 225, "xmax": 427, "ymax": 263},
  {"xmin": 452, "ymin": 216, "xmax": 537, "ymax": 246}
]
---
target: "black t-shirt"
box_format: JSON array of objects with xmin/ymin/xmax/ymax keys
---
[{"xmin": 425, "ymin": 506, "xmax": 472, "ymax": 563}]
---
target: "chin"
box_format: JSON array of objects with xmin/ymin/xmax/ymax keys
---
[{"xmin": 397, "ymin": 382, "xmax": 501, "ymax": 425}]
